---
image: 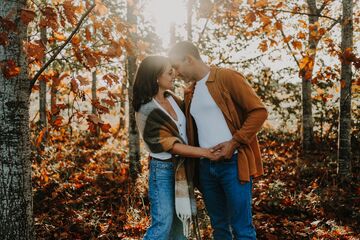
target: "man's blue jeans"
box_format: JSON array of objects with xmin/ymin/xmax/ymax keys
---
[
  {"xmin": 199, "ymin": 154, "xmax": 256, "ymax": 240},
  {"xmin": 143, "ymin": 158, "xmax": 186, "ymax": 240}
]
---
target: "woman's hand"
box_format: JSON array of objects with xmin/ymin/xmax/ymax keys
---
[{"xmin": 203, "ymin": 148, "xmax": 222, "ymax": 161}]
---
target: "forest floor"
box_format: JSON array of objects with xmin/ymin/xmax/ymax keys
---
[{"xmin": 32, "ymin": 130, "xmax": 359, "ymax": 240}]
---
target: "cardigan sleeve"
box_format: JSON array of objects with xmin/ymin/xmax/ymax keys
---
[
  {"xmin": 142, "ymin": 108, "xmax": 183, "ymax": 153},
  {"xmin": 221, "ymin": 68, "xmax": 268, "ymax": 145}
]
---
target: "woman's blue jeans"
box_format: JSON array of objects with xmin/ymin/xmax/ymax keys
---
[
  {"xmin": 199, "ymin": 154, "xmax": 256, "ymax": 240},
  {"xmin": 143, "ymin": 158, "xmax": 186, "ymax": 240}
]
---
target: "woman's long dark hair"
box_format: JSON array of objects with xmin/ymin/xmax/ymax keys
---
[{"xmin": 132, "ymin": 56, "xmax": 169, "ymax": 112}]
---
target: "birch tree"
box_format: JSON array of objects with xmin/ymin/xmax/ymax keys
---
[{"xmin": 0, "ymin": 1, "xmax": 34, "ymax": 239}]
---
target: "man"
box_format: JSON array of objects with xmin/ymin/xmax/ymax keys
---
[{"xmin": 168, "ymin": 41, "xmax": 268, "ymax": 240}]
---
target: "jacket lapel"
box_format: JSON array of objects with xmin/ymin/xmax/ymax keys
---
[{"xmin": 205, "ymin": 66, "xmax": 233, "ymax": 124}]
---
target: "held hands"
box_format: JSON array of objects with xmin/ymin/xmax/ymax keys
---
[
  {"xmin": 211, "ymin": 139, "xmax": 240, "ymax": 160},
  {"xmin": 203, "ymin": 148, "xmax": 222, "ymax": 161}
]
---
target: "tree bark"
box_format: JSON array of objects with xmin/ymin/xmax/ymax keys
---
[
  {"xmin": 302, "ymin": 0, "xmax": 320, "ymax": 154},
  {"xmin": 0, "ymin": 1, "xmax": 34, "ymax": 239},
  {"xmin": 187, "ymin": 0, "xmax": 194, "ymax": 41},
  {"xmin": 39, "ymin": 26, "xmax": 47, "ymax": 131},
  {"xmin": 91, "ymin": 70, "xmax": 99, "ymax": 136},
  {"xmin": 338, "ymin": 0, "xmax": 353, "ymax": 177},
  {"xmin": 127, "ymin": 0, "xmax": 140, "ymax": 181}
]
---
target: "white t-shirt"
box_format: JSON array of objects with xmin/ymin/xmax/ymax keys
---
[
  {"xmin": 150, "ymin": 95, "xmax": 188, "ymax": 160},
  {"xmin": 190, "ymin": 72, "xmax": 233, "ymax": 148}
]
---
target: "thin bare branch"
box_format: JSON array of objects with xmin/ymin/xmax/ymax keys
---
[
  {"xmin": 273, "ymin": 15, "xmax": 300, "ymax": 68},
  {"xmin": 262, "ymin": 8, "xmax": 338, "ymax": 22},
  {"xmin": 29, "ymin": 4, "xmax": 96, "ymax": 93}
]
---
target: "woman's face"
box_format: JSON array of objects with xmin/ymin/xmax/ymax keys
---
[{"xmin": 157, "ymin": 63, "xmax": 175, "ymax": 91}]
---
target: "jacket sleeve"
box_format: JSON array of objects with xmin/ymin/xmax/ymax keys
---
[{"xmin": 222, "ymin": 69, "xmax": 268, "ymax": 145}]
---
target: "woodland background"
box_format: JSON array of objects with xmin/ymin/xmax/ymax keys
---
[{"xmin": 0, "ymin": 0, "xmax": 359, "ymax": 239}]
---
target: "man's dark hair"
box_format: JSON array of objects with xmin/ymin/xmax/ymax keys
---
[
  {"xmin": 168, "ymin": 41, "xmax": 201, "ymax": 60},
  {"xmin": 132, "ymin": 56, "xmax": 169, "ymax": 112}
]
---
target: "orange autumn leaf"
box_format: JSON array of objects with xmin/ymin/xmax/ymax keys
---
[
  {"xmin": 291, "ymin": 40, "xmax": 302, "ymax": 50},
  {"xmin": 299, "ymin": 56, "xmax": 314, "ymax": 71},
  {"xmin": 85, "ymin": 26, "xmax": 92, "ymax": 41},
  {"xmin": 258, "ymin": 40, "xmax": 268, "ymax": 52},
  {"xmin": 63, "ymin": 0, "xmax": 77, "ymax": 26},
  {"xmin": 36, "ymin": 128, "xmax": 47, "ymax": 148},
  {"xmin": 274, "ymin": 21, "xmax": 282, "ymax": 31},
  {"xmin": 304, "ymin": 70, "xmax": 312, "ymax": 80},
  {"xmin": 254, "ymin": 0, "xmax": 268, "ymax": 8},
  {"xmin": 297, "ymin": 32, "xmax": 306, "ymax": 39},
  {"xmin": 20, "ymin": 9, "xmax": 36, "ymax": 25},
  {"xmin": 283, "ymin": 35, "xmax": 292, "ymax": 43},
  {"xmin": 258, "ymin": 12, "xmax": 272, "ymax": 26},
  {"xmin": 53, "ymin": 32, "xmax": 66, "ymax": 41},
  {"xmin": 1, "ymin": 60, "xmax": 21, "ymax": 78},
  {"xmin": 71, "ymin": 35, "xmax": 81, "ymax": 45},
  {"xmin": 25, "ymin": 41, "xmax": 46, "ymax": 61},
  {"xmin": 244, "ymin": 11, "xmax": 256, "ymax": 26},
  {"xmin": 52, "ymin": 116, "xmax": 63, "ymax": 127}
]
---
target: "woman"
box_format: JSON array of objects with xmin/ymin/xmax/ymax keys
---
[{"xmin": 133, "ymin": 56, "xmax": 219, "ymax": 240}]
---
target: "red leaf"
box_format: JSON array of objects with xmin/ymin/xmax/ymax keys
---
[
  {"xmin": 85, "ymin": 26, "xmax": 92, "ymax": 41},
  {"xmin": 100, "ymin": 123, "xmax": 111, "ymax": 133},
  {"xmin": 77, "ymin": 75, "xmax": 90, "ymax": 86},
  {"xmin": 71, "ymin": 78, "xmax": 79, "ymax": 93},
  {"xmin": 1, "ymin": 60, "xmax": 21, "ymax": 78},
  {"xmin": 52, "ymin": 116, "xmax": 63, "ymax": 127},
  {"xmin": 25, "ymin": 41, "xmax": 46, "ymax": 61},
  {"xmin": 274, "ymin": 21, "xmax": 282, "ymax": 31},
  {"xmin": 0, "ymin": 32, "xmax": 9, "ymax": 46},
  {"xmin": 102, "ymin": 98, "xmax": 115, "ymax": 107},
  {"xmin": 63, "ymin": 0, "xmax": 78, "ymax": 26},
  {"xmin": 20, "ymin": 9, "xmax": 36, "ymax": 24},
  {"xmin": 0, "ymin": 17, "xmax": 17, "ymax": 32},
  {"xmin": 87, "ymin": 114, "xmax": 103, "ymax": 124}
]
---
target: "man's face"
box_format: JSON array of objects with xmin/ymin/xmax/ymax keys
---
[{"xmin": 169, "ymin": 55, "xmax": 194, "ymax": 83}]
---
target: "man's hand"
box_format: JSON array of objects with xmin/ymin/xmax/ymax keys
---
[
  {"xmin": 206, "ymin": 150, "xmax": 222, "ymax": 161},
  {"xmin": 211, "ymin": 139, "xmax": 240, "ymax": 159}
]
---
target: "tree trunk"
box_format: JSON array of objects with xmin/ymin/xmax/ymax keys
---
[
  {"xmin": 0, "ymin": 1, "xmax": 34, "ymax": 239},
  {"xmin": 338, "ymin": 0, "xmax": 353, "ymax": 177},
  {"xmin": 39, "ymin": 26, "xmax": 47, "ymax": 131},
  {"xmin": 91, "ymin": 70, "xmax": 99, "ymax": 136},
  {"xmin": 187, "ymin": 0, "xmax": 194, "ymax": 41},
  {"xmin": 127, "ymin": 0, "xmax": 140, "ymax": 181},
  {"xmin": 302, "ymin": 0, "xmax": 319, "ymax": 154},
  {"xmin": 119, "ymin": 84, "xmax": 126, "ymax": 130}
]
